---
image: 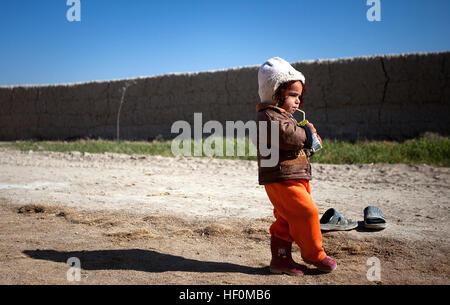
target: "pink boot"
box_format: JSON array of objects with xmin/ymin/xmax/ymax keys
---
[
  {"xmin": 270, "ymin": 236, "xmax": 306, "ymax": 276},
  {"xmin": 304, "ymin": 256, "xmax": 337, "ymax": 273}
]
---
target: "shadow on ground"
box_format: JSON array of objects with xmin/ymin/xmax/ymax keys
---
[{"xmin": 23, "ymin": 249, "xmax": 270, "ymax": 275}]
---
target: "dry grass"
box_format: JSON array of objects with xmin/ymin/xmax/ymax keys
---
[{"xmin": 105, "ymin": 229, "xmax": 155, "ymax": 241}]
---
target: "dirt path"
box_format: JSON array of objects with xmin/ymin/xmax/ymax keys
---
[{"xmin": 0, "ymin": 146, "xmax": 449, "ymax": 284}]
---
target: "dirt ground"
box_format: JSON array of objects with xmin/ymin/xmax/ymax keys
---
[{"xmin": 0, "ymin": 145, "xmax": 449, "ymax": 285}]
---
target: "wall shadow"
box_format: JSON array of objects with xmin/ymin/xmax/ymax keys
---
[{"xmin": 22, "ymin": 248, "xmax": 269, "ymax": 275}]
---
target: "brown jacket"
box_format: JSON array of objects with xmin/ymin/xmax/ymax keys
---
[{"xmin": 256, "ymin": 103, "xmax": 313, "ymax": 185}]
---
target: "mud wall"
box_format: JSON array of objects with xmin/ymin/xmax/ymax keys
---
[{"xmin": 0, "ymin": 51, "xmax": 448, "ymax": 141}]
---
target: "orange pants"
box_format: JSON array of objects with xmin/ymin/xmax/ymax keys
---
[{"xmin": 264, "ymin": 179, "xmax": 327, "ymax": 263}]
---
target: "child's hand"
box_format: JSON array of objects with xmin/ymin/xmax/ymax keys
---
[
  {"xmin": 305, "ymin": 122, "xmax": 317, "ymax": 134},
  {"xmin": 306, "ymin": 122, "xmax": 322, "ymax": 144}
]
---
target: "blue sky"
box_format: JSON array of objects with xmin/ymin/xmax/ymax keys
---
[{"xmin": 1, "ymin": 0, "xmax": 449, "ymax": 86}]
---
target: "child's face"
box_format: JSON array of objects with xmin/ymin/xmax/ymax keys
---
[{"xmin": 279, "ymin": 81, "xmax": 303, "ymax": 114}]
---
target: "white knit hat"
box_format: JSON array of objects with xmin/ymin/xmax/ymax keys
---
[{"xmin": 258, "ymin": 57, "xmax": 305, "ymax": 104}]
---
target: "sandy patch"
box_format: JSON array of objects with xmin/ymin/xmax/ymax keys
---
[{"xmin": 0, "ymin": 147, "xmax": 449, "ymax": 284}]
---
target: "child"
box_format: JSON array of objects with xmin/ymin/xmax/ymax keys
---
[{"xmin": 256, "ymin": 57, "xmax": 337, "ymax": 275}]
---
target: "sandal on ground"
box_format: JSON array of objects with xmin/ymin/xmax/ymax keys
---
[
  {"xmin": 364, "ymin": 206, "xmax": 387, "ymax": 230},
  {"xmin": 320, "ymin": 208, "xmax": 358, "ymax": 232}
]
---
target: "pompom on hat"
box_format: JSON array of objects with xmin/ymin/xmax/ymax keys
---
[{"xmin": 258, "ymin": 57, "xmax": 305, "ymax": 104}]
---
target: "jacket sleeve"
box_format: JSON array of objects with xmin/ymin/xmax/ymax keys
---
[
  {"xmin": 300, "ymin": 125, "xmax": 313, "ymax": 150},
  {"xmin": 278, "ymin": 118, "xmax": 312, "ymax": 151},
  {"xmin": 262, "ymin": 111, "xmax": 312, "ymax": 151}
]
